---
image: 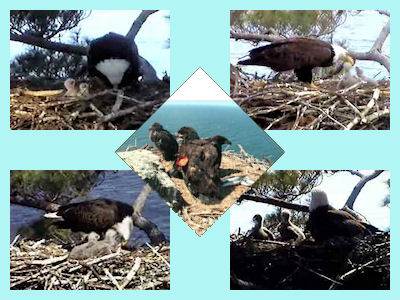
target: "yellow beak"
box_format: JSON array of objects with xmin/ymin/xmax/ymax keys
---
[{"xmin": 345, "ymin": 55, "xmax": 356, "ymax": 66}]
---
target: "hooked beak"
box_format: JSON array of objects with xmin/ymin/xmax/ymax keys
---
[{"xmin": 345, "ymin": 55, "xmax": 355, "ymax": 66}]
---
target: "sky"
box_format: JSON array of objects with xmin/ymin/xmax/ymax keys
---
[
  {"xmin": 230, "ymin": 170, "xmax": 390, "ymax": 234},
  {"xmin": 10, "ymin": 10, "xmax": 170, "ymax": 78}
]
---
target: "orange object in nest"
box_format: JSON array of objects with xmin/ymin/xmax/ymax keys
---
[{"xmin": 176, "ymin": 155, "xmax": 189, "ymax": 167}]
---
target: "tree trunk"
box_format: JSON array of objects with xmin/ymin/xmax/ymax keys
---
[
  {"xmin": 344, "ymin": 170, "xmax": 385, "ymax": 209},
  {"xmin": 126, "ymin": 10, "xmax": 158, "ymax": 40}
]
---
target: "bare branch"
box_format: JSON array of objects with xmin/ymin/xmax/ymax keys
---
[
  {"xmin": 11, "ymin": 193, "xmax": 60, "ymax": 212},
  {"xmin": 126, "ymin": 10, "xmax": 158, "ymax": 40},
  {"xmin": 239, "ymin": 194, "xmax": 309, "ymax": 212},
  {"xmin": 10, "ymin": 33, "xmax": 87, "ymax": 55},
  {"xmin": 345, "ymin": 170, "xmax": 385, "ymax": 209},
  {"xmin": 230, "ymin": 31, "xmax": 281, "ymax": 43}
]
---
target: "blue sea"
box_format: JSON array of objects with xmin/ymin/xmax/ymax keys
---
[
  {"xmin": 117, "ymin": 101, "xmax": 284, "ymax": 163},
  {"xmin": 10, "ymin": 171, "xmax": 170, "ymax": 244}
]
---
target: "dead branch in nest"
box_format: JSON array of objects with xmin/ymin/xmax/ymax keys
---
[
  {"xmin": 231, "ymin": 79, "xmax": 390, "ymax": 130},
  {"xmin": 10, "ymin": 239, "xmax": 170, "ymax": 290},
  {"xmin": 231, "ymin": 232, "xmax": 390, "ymax": 290},
  {"xmin": 10, "ymin": 81, "xmax": 169, "ymax": 130}
]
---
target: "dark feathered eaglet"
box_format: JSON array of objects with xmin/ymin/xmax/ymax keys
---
[
  {"xmin": 44, "ymin": 199, "xmax": 134, "ymax": 240},
  {"xmin": 238, "ymin": 37, "xmax": 355, "ymax": 84},
  {"xmin": 174, "ymin": 127, "xmax": 231, "ymax": 200},
  {"xmin": 308, "ymin": 190, "xmax": 379, "ymax": 242},
  {"xmin": 149, "ymin": 123, "xmax": 179, "ymax": 161},
  {"xmin": 88, "ymin": 32, "xmax": 140, "ymax": 89}
]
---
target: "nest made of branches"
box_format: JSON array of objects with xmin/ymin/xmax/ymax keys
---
[
  {"xmin": 10, "ymin": 80, "xmax": 169, "ymax": 130},
  {"xmin": 230, "ymin": 232, "xmax": 390, "ymax": 290},
  {"xmin": 231, "ymin": 78, "xmax": 390, "ymax": 130},
  {"xmin": 10, "ymin": 239, "xmax": 170, "ymax": 290}
]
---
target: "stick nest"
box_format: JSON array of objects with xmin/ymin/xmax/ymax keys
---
[
  {"xmin": 10, "ymin": 80, "xmax": 169, "ymax": 130},
  {"xmin": 230, "ymin": 232, "xmax": 390, "ymax": 290},
  {"xmin": 231, "ymin": 78, "xmax": 390, "ymax": 130},
  {"xmin": 10, "ymin": 239, "xmax": 170, "ymax": 290}
]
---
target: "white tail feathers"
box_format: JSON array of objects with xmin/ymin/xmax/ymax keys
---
[{"xmin": 43, "ymin": 212, "xmax": 63, "ymax": 220}]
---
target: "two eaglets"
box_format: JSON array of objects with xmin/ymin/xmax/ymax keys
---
[
  {"xmin": 149, "ymin": 123, "xmax": 231, "ymax": 202},
  {"xmin": 248, "ymin": 189, "xmax": 379, "ymax": 243}
]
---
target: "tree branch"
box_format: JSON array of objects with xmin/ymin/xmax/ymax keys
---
[
  {"xmin": 230, "ymin": 31, "xmax": 281, "ymax": 43},
  {"xmin": 11, "ymin": 193, "xmax": 60, "ymax": 212},
  {"xmin": 10, "ymin": 33, "xmax": 87, "ymax": 55},
  {"xmin": 345, "ymin": 170, "xmax": 385, "ymax": 209},
  {"xmin": 239, "ymin": 194, "xmax": 309, "ymax": 212},
  {"xmin": 126, "ymin": 10, "xmax": 158, "ymax": 40}
]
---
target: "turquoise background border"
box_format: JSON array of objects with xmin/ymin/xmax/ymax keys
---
[{"xmin": 2, "ymin": 1, "xmax": 394, "ymax": 297}]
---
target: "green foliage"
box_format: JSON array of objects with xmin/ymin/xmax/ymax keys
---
[
  {"xmin": 10, "ymin": 170, "xmax": 104, "ymax": 202},
  {"xmin": 231, "ymin": 10, "xmax": 347, "ymax": 38},
  {"xmin": 10, "ymin": 10, "xmax": 90, "ymax": 39},
  {"xmin": 253, "ymin": 170, "xmax": 322, "ymax": 202}
]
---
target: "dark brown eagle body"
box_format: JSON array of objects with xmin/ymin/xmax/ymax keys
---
[
  {"xmin": 88, "ymin": 32, "xmax": 140, "ymax": 89},
  {"xmin": 54, "ymin": 199, "xmax": 133, "ymax": 234},
  {"xmin": 149, "ymin": 123, "xmax": 179, "ymax": 161},
  {"xmin": 308, "ymin": 190, "xmax": 379, "ymax": 242},
  {"xmin": 238, "ymin": 38, "xmax": 337, "ymax": 83},
  {"xmin": 173, "ymin": 127, "xmax": 231, "ymax": 200}
]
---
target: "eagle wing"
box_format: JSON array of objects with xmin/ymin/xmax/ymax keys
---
[{"xmin": 242, "ymin": 38, "xmax": 334, "ymax": 71}]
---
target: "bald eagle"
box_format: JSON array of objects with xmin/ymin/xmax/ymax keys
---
[
  {"xmin": 249, "ymin": 214, "xmax": 275, "ymax": 240},
  {"xmin": 44, "ymin": 199, "xmax": 134, "ymax": 242},
  {"xmin": 149, "ymin": 123, "xmax": 179, "ymax": 161},
  {"xmin": 88, "ymin": 32, "xmax": 140, "ymax": 89},
  {"xmin": 238, "ymin": 37, "xmax": 355, "ymax": 88},
  {"xmin": 278, "ymin": 210, "xmax": 305, "ymax": 243},
  {"xmin": 308, "ymin": 190, "xmax": 379, "ymax": 241}
]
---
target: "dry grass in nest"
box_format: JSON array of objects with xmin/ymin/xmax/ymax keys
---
[
  {"xmin": 10, "ymin": 238, "xmax": 170, "ymax": 290},
  {"xmin": 10, "ymin": 81, "xmax": 169, "ymax": 130},
  {"xmin": 231, "ymin": 79, "xmax": 390, "ymax": 130},
  {"xmin": 231, "ymin": 232, "xmax": 390, "ymax": 290},
  {"xmin": 160, "ymin": 148, "xmax": 269, "ymax": 236}
]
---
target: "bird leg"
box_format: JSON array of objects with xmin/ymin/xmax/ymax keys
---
[
  {"xmin": 308, "ymin": 82, "xmax": 320, "ymax": 90},
  {"xmin": 112, "ymin": 89, "xmax": 124, "ymax": 113}
]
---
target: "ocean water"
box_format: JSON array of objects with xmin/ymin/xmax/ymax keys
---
[
  {"xmin": 10, "ymin": 171, "xmax": 170, "ymax": 244},
  {"xmin": 117, "ymin": 101, "xmax": 285, "ymax": 163},
  {"xmin": 231, "ymin": 10, "xmax": 390, "ymax": 79}
]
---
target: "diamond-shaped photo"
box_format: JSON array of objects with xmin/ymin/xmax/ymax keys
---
[
  {"xmin": 230, "ymin": 10, "xmax": 390, "ymax": 130},
  {"xmin": 230, "ymin": 170, "xmax": 390, "ymax": 290},
  {"xmin": 10, "ymin": 170, "xmax": 170, "ymax": 290},
  {"xmin": 10, "ymin": 10, "xmax": 169, "ymax": 130},
  {"xmin": 117, "ymin": 69, "xmax": 284, "ymax": 235}
]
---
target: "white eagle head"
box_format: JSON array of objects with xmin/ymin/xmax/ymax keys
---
[
  {"xmin": 113, "ymin": 216, "xmax": 134, "ymax": 241},
  {"xmin": 332, "ymin": 44, "xmax": 355, "ymax": 66},
  {"xmin": 309, "ymin": 189, "xmax": 329, "ymax": 212},
  {"xmin": 280, "ymin": 209, "xmax": 292, "ymax": 223}
]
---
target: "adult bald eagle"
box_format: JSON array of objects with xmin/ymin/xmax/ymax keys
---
[
  {"xmin": 308, "ymin": 190, "xmax": 379, "ymax": 241},
  {"xmin": 278, "ymin": 210, "xmax": 305, "ymax": 242},
  {"xmin": 249, "ymin": 214, "xmax": 275, "ymax": 240},
  {"xmin": 88, "ymin": 32, "xmax": 140, "ymax": 89},
  {"xmin": 238, "ymin": 37, "xmax": 355, "ymax": 88},
  {"xmin": 44, "ymin": 199, "xmax": 134, "ymax": 242},
  {"xmin": 149, "ymin": 123, "xmax": 179, "ymax": 161}
]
